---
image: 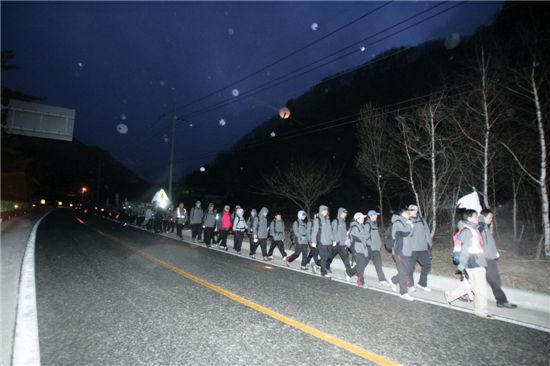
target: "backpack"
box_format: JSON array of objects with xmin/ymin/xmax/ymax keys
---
[
  {"xmin": 384, "ymin": 224, "xmax": 394, "ymax": 251},
  {"xmin": 451, "ymin": 226, "xmax": 468, "ymax": 264}
]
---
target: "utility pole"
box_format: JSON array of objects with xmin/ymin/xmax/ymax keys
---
[{"xmin": 168, "ymin": 111, "xmax": 178, "ymax": 201}]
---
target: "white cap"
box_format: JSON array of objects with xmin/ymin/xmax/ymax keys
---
[{"xmin": 353, "ymin": 212, "xmax": 367, "ymax": 221}]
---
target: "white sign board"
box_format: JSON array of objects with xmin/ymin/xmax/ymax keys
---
[{"xmin": 3, "ymin": 100, "xmax": 75, "ymax": 141}]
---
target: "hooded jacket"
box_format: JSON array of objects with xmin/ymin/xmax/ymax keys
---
[
  {"xmin": 365, "ymin": 220, "xmax": 382, "ymax": 251},
  {"xmin": 292, "ymin": 219, "xmax": 311, "ymax": 245},
  {"xmin": 479, "ymin": 215, "xmax": 499, "ymax": 260},
  {"xmin": 203, "ymin": 210, "xmax": 217, "ymax": 228},
  {"xmin": 349, "ymin": 221, "xmax": 370, "ymax": 255},
  {"xmin": 391, "ymin": 214, "xmax": 413, "ymax": 256},
  {"xmin": 409, "ymin": 216, "xmax": 432, "ymax": 251},
  {"xmin": 311, "ymin": 205, "xmax": 333, "ymax": 245},
  {"xmin": 269, "ymin": 218, "xmax": 285, "ymax": 241},
  {"xmin": 190, "ymin": 206, "xmax": 204, "ymax": 224},
  {"xmin": 253, "ymin": 207, "xmax": 269, "ymax": 239},
  {"xmin": 331, "ymin": 208, "xmax": 348, "ymax": 245}
]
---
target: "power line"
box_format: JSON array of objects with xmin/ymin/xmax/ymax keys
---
[
  {"xmin": 179, "ymin": 2, "xmax": 458, "ymax": 121},
  {"xmin": 171, "ymin": 2, "xmax": 393, "ymax": 113}
]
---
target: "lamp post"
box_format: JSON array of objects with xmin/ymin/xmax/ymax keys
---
[{"xmin": 81, "ymin": 187, "xmax": 88, "ymax": 203}]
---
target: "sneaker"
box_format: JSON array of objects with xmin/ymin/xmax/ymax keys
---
[
  {"xmin": 346, "ymin": 275, "xmax": 351, "ymax": 283},
  {"xmin": 249, "ymin": 254, "xmax": 256, "ymax": 259},
  {"xmin": 357, "ymin": 279, "xmax": 366, "ymax": 288},
  {"xmin": 267, "ymin": 256, "xmax": 274, "ymax": 261},
  {"xmin": 311, "ymin": 265, "xmax": 317, "ymax": 274},
  {"xmin": 408, "ymin": 286, "xmax": 416, "ymax": 293},
  {"xmin": 236, "ymin": 251, "xmax": 241, "ymax": 255},
  {"xmin": 327, "ymin": 269, "xmax": 332, "ymax": 274},
  {"xmin": 497, "ymin": 302, "xmax": 517, "ymax": 309},
  {"xmin": 400, "ymin": 293, "xmax": 415, "ymax": 301},
  {"xmin": 416, "ymin": 284, "xmax": 432, "ymax": 292},
  {"xmin": 224, "ymin": 247, "xmax": 228, "ymax": 251},
  {"xmin": 476, "ymin": 313, "xmax": 495, "ymax": 320},
  {"xmin": 263, "ymin": 256, "xmax": 269, "ymax": 261},
  {"xmin": 321, "ymin": 274, "xmax": 331, "ymax": 279},
  {"xmin": 379, "ymin": 280, "xmax": 391, "ymax": 287},
  {"xmin": 300, "ymin": 266, "xmax": 308, "ymax": 271},
  {"xmin": 390, "ymin": 282, "xmax": 398, "ymax": 292},
  {"xmin": 325, "ymin": 272, "xmax": 332, "ymax": 278},
  {"xmin": 284, "ymin": 257, "xmax": 290, "ymax": 266}
]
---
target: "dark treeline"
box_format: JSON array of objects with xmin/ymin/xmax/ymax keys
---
[{"xmin": 182, "ymin": 2, "xmax": 548, "ymax": 256}]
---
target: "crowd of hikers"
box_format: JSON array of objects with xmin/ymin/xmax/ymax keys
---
[{"xmin": 111, "ymin": 198, "xmax": 516, "ymax": 319}]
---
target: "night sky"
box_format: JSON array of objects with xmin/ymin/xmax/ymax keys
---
[{"xmin": 1, "ymin": 1, "xmax": 502, "ymax": 183}]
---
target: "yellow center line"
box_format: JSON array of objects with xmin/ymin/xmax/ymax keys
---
[{"xmin": 88, "ymin": 222, "xmax": 400, "ymax": 366}]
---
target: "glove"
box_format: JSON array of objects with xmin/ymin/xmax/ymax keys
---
[
  {"xmin": 254, "ymin": 238, "xmax": 258, "ymax": 243},
  {"xmin": 202, "ymin": 225, "xmax": 206, "ymax": 229},
  {"xmin": 311, "ymin": 242, "xmax": 317, "ymax": 248},
  {"xmin": 332, "ymin": 241, "xmax": 337, "ymax": 247},
  {"xmin": 456, "ymin": 263, "xmax": 466, "ymax": 274}
]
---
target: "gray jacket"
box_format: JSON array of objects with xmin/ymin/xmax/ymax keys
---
[
  {"xmin": 203, "ymin": 211, "xmax": 217, "ymax": 228},
  {"xmin": 365, "ymin": 220, "xmax": 382, "ymax": 251},
  {"xmin": 269, "ymin": 219, "xmax": 285, "ymax": 241},
  {"xmin": 311, "ymin": 205, "xmax": 333, "ymax": 246},
  {"xmin": 175, "ymin": 207, "xmax": 187, "ymax": 224},
  {"xmin": 479, "ymin": 216, "xmax": 498, "ymax": 260},
  {"xmin": 409, "ymin": 216, "xmax": 432, "ymax": 251},
  {"xmin": 458, "ymin": 221, "xmax": 487, "ymax": 268},
  {"xmin": 391, "ymin": 214, "xmax": 413, "ymax": 256},
  {"xmin": 190, "ymin": 207, "xmax": 204, "ymax": 224},
  {"xmin": 253, "ymin": 207, "xmax": 269, "ymax": 239},
  {"xmin": 233, "ymin": 215, "xmax": 248, "ymax": 232},
  {"xmin": 349, "ymin": 221, "xmax": 369, "ymax": 255},
  {"xmin": 292, "ymin": 220, "xmax": 311, "ymax": 245},
  {"xmin": 331, "ymin": 208, "xmax": 348, "ymax": 245}
]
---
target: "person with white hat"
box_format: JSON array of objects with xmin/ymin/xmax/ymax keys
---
[
  {"xmin": 348, "ymin": 212, "xmax": 370, "ymax": 288},
  {"xmin": 365, "ymin": 210, "xmax": 394, "ymax": 289},
  {"xmin": 285, "ymin": 210, "xmax": 311, "ymax": 270}
]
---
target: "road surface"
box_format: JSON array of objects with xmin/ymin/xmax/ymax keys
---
[{"xmin": 35, "ymin": 210, "xmax": 550, "ymax": 365}]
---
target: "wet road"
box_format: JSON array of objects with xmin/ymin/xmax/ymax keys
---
[{"xmin": 35, "ymin": 210, "xmax": 550, "ymax": 365}]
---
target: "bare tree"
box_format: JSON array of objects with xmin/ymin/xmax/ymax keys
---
[
  {"xmin": 393, "ymin": 94, "xmax": 456, "ymax": 237},
  {"xmin": 501, "ymin": 56, "xmax": 549, "ymax": 257},
  {"xmin": 355, "ymin": 104, "xmax": 389, "ymax": 228},
  {"xmin": 452, "ymin": 48, "xmax": 506, "ymax": 209},
  {"xmin": 258, "ymin": 159, "xmax": 341, "ymax": 216}
]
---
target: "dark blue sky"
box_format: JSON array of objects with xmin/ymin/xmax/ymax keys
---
[{"xmin": 2, "ymin": 1, "xmax": 502, "ymax": 183}]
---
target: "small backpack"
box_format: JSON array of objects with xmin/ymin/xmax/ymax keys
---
[
  {"xmin": 451, "ymin": 226, "xmax": 467, "ymax": 264},
  {"xmin": 384, "ymin": 224, "xmax": 395, "ymax": 251}
]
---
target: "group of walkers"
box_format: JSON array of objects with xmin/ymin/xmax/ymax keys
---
[{"xmin": 117, "ymin": 199, "xmax": 517, "ymax": 315}]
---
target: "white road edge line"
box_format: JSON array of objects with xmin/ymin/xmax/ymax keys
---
[{"xmin": 11, "ymin": 211, "xmax": 51, "ymax": 366}]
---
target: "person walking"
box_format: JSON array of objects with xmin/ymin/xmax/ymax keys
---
[
  {"xmin": 251, "ymin": 207, "xmax": 270, "ymax": 260},
  {"xmin": 311, "ymin": 205, "xmax": 334, "ymax": 278},
  {"xmin": 267, "ymin": 212, "xmax": 287, "ymax": 260},
  {"xmin": 175, "ymin": 203, "xmax": 187, "ymax": 239},
  {"xmin": 327, "ymin": 208, "xmax": 353, "ymax": 276},
  {"xmin": 445, "ymin": 209, "xmax": 494, "ymax": 319},
  {"xmin": 348, "ymin": 212, "xmax": 370, "ymax": 288},
  {"xmin": 406, "ymin": 205, "xmax": 433, "ymax": 293},
  {"xmin": 364, "ymin": 210, "xmax": 393, "ymax": 288},
  {"xmin": 285, "ymin": 210, "xmax": 311, "ymax": 270},
  {"xmin": 306, "ymin": 213, "xmax": 321, "ymax": 273},
  {"xmin": 246, "ymin": 209, "xmax": 257, "ymax": 250},
  {"xmin": 479, "ymin": 209, "xmax": 517, "ymax": 309},
  {"xmin": 232, "ymin": 208, "xmax": 248, "ymax": 254},
  {"xmin": 390, "ymin": 208, "xmax": 415, "ymax": 301},
  {"xmin": 202, "ymin": 203, "xmax": 217, "ymax": 247},
  {"xmin": 217, "ymin": 205, "xmax": 232, "ymax": 250},
  {"xmin": 190, "ymin": 201, "xmax": 204, "ymax": 242}
]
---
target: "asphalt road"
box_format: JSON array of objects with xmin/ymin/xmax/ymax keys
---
[{"xmin": 35, "ymin": 210, "xmax": 550, "ymax": 366}]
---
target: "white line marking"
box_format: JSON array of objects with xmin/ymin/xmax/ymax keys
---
[{"xmin": 12, "ymin": 211, "xmax": 51, "ymax": 366}]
